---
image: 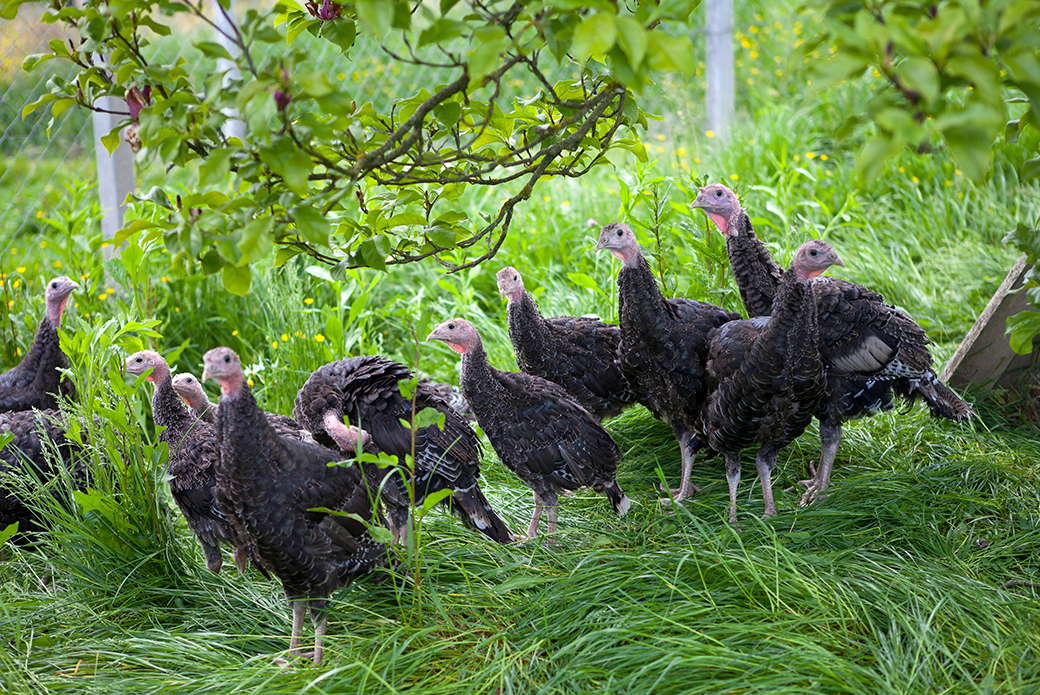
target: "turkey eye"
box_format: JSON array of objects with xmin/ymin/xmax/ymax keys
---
[
  {"xmin": 809, "ymin": 250, "xmax": 818, "ymax": 257},
  {"xmin": 51, "ymin": 282, "xmax": 58, "ymax": 288},
  {"xmin": 715, "ymin": 190, "xmax": 722, "ymax": 197},
  {"xmin": 616, "ymin": 229, "xmax": 622, "ymax": 236},
  {"xmin": 448, "ymin": 323, "xmax": 456, "ymax": 330}
]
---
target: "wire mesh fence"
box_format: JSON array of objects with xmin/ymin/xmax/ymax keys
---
[{"xmin": 0, "ymin": 3, "xmax": 703, "ymax": 267}]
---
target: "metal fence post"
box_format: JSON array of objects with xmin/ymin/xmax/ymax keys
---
[
  {"xmin": 214, "ymin": 0, "xmax": 246, "ymax": 143},
  {"xmin": 705, "ymin": 0, "xmax": 734, "ymax": 142},
  {"xmin": 92, "ymin": 96, "xmax": 135, "ymax": 256}
]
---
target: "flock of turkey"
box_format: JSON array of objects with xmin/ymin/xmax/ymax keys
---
[{"xmin": 0, "ymin": 184, "xmax": 973, "ymax": 665}]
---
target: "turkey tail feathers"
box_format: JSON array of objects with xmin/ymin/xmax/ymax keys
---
[
  {"xmin": 449, "ymin": 487, "xmax": 518, "ymax": 544},
  {"xmin": 594, "ymin": 481, "xmax": 631, "ymax": 517},
  {"xmin": 905, "ymin": 373, "xmax": 973, "ymax": 422}
]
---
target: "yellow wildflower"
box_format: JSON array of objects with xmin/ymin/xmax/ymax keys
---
[{"xmin": 315, "ymin": 334, "xmax": 326, "ymax": 342}]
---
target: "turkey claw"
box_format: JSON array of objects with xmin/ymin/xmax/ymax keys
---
[
  {"xmin": 657, "ymin": 482, "xmax": 700, "ymax": 503},
  {"xmin": 798, "ymin": 483, "xmax": 830, "ymax": 507}
]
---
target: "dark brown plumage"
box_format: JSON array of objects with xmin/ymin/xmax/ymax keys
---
[
  {"xmin": 703, "ymin": 240, "xmax": 838, "ymax": 520},
  {"xmin": 692, "ymin": 184, "xmax": 973, "ymax": 505},
  {"xmin": 595, "ymin": 222, "xmax": 741, "ymax": 502},
  {"xmin": 0, "ymin": 408, "xmax": 84, "ymax": 539},
  {"xmin": 126, "ymin": 351, "xmax": 248, "ymax": 574},
  {"xmin": 427, "ymin": 318, "xmax": 629, "ymax": 539},
  {"xmin": 204, "ymin": 347, "xmax": 387, "ymax": 666},
  {"xmin": 293, "ymin": 356, "xmax": 515, "ymax": 544},
  {"xmin": 172, "ymin": 371, "xmax": 312, "ymax": 442},
  {"xmin": 497, "ymin": 266, "xmax": 637, "ymax": 421},
  {"xmin": 0, "ymin": 277, "xmax": 79, "ymax": 413}
]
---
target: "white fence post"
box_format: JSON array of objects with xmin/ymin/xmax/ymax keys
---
[
  {"xmin": 92, "ymin": 96, "xmax": 135, "ymax": 257},
  {"xmin": 705, "ymin": 0, "xmax": 734, "ymax": 142},
  {"xmin": 214, "ymin": 0, "xmax": 246, "ymax": 143}
]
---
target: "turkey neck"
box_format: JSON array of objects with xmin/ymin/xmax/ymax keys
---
[
  {"xmin": 756, "ymin": 269, "xmax": 821, "ymax": 381},
  {"xmin": 725, "ymin": 212, "xmax": 783, "ymax": 318},
  {"xmin": 19, "ymin": 318, "xmax": 66, "ymax": 381},
  {"xmin": 216, "ymin": 383, "xmax": 275, "ymax": 471},
  {"xmin": 616, "ymin": 251, "xmax": 671, "ymax": 334},
  {"xmin": 458, "ymin": 342, "xmax": 500, "ymax": 420},
  {"xmin": 507, "ymin": 292, "xmax": 548, "ymax": 358},
  {"xmin": 151, "ymin": 371, "xmax": 195, "ymax": 438}
]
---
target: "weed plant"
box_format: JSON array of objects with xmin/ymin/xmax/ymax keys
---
[{"xmin": 1, "ymin": 0, "xmax": 1039, "ymax": 692}]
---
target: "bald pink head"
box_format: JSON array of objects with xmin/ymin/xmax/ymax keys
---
[{"xmin": 690, "ymin": 184, "xmax": 742, "ymax": 236}]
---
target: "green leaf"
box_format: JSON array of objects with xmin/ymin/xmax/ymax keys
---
[
  {"xmin": 856, "ymin": 135, "xmax": 901, "ymax": 181},
  {"xmin": 319, "ymin": 18, "xmax": 356, "ymax": 53},
  {"xmin": 198, "ymin": 147, "xmax": 234, "ymax": 186},
  {"xmin": 615, "ymin": 16, "xmax": 647, "ymax": 69},
  {"xmin": 222, "ymin": 263, "xmax": 252, "ymax": 295},
  {"xmin": 572, "ymin": 12, "xmax": 616, "ymax": 63},
  {"xmin": 324, "ymin": 311, "xmax": 344, "ymax": 348},
  {"xmin": 0, "ymin": 521, "xmax": 18, "ymax": 547},
  {"xmin": 1021, "ymin": 157, "xmax": 1040, "ymax": 182},
  {"xmin": 1006, "ymin": 309, "xmax": 1040, "ymax": 355},
  {"xmin": 566, "ymin": 272, "xmax": 600, "ymax": 292},
  {"xmin": 21, "ymin": 53, "xmax": 55, "ymax": 74},
  {"xmin": 284, "ymin": 150, "xmax": 313, "ymax": 195},
  {"xmin": 418, "ymin": 487, "xmax": 453, "ymax": 516},
  {"xmin": 894, "ymin": 57, "xmax": 940, "ymax": 106},
  {"xmin": 194, "ymin": 41, "xmax": 232, "ymax": 60},
  {"xmin": 356, "ymin": 0, "xmax": 393, "ymax": 37},
  {"xmin": 296, "ymin": 70, "xmax": 334, "ymax": 98},
  {"xmin": 468, "ymin": 25, "xmax": 507, "ymax": 82},
  {"xmin": 239, "ymin": 216, "xmax": 275, "ymax": 264},
  {"xmin": 647, "ymin": 33, "xmax": 694, "ymax": 76},
  {"xmin": 357, "ymin": 235, "xmax": 390, "ymax": 271},
  {"xmin": 21, "ymin": 92, "xmax": 58, "ymax": 118},
  {"xmin": 101, "ymin": 127, "xmax": 122, "ymax": 155},
  {"xmin": 293, "ymin": 205, "xmax": 330, "ymax": 244},
  {"xmin": 274, "ymin": 245, "xmax": 306, "ymax": 267}
]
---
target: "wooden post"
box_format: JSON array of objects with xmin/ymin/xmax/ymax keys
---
[
  {"xmin": 704, "ymin": 0, "xmax": 734, "ymax": 142},
  {"xmin": 941, "ymin": 254, "xmax": 1040, "ymax": 391},
  {"xmin": 92, "ymin": 96, "xmax": 135, "ymax": 257}
]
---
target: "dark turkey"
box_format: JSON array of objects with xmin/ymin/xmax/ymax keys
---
[
  {"xmin": 173, "ymin": 371, "xmax": 312, "ymax": 442},
  {"xmin": 203, "ymin": 347, "xmax": 387, "ymax": 666},
  {"xmin": 595, "ymin": 222, "xmax": 741, "ymax": 502},
  {"xmin": 0, "ymin": 408, "xmax": 84, "ymax": 539},
  {"xmin": 419, "ymin": 377, "xmax": 475, "ymax": 422},
  {"xmin": 0, "ymin": 276, "xmax": 79, "ymax": 413},
  {"xmin": 692, "ymin": 184, "xmax": 972, "ymax": 505},
  {"xmin": 496, "ymin": 266, "xmax": 637, "ymax": 421},
  {"xmin": 427, "ymin": 318, "xmax": 629, "ymax": 539},
  {"xmin": 293, "ymin": 356, "xmax": 515, "ymax": 544},
  {"xmin": 126, "ymin": 351, "xmax": 248, "ymax": 574},
  {"xmin": 704, "ymin": 241, "xmax": 839, "ymax": 520}
]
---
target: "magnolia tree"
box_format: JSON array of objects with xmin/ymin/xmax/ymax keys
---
[
  {"xmin": 9, "ymin": 0, "xmax": 699, "ymax": 293},
  {"xmin": 803, "ymin": 0, "xmax": 1040, "ymax": 351}
]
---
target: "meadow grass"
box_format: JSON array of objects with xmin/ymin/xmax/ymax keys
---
[{"xmin": 2, "ymin": 0, "xmax": 1040, "ymax": 692}]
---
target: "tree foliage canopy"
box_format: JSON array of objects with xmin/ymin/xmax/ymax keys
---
[
  {"xmin": 805, "ymin": 0, "xmax": 1040, "ymax": 351},
  {"xmin": 8, "ymin": 0, "xmax": 699, "ymax": 294}
]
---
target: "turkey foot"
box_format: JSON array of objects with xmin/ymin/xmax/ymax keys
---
[
  {"xmin": 657, "ymin": 481, "xmax": 700, "ymax": 504},
  {"xmin": 272, "ymin": 651, "xmax": 316, "ymax": 669}
]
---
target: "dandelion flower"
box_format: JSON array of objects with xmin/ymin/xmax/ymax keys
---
[
  {"xmin": 729, "ymin": 174, "xmax": 739, "ymax": 180},
  {"xmin": 304, "ymin": 297, "xmax": 314, "ymax": 305},
  {"xmin": 98, "ymin": 293, "xmax": 108, "ymax": 301},
  {"xmin": 16, "ymin": 266, "xmax": 25, "ymax": 274},
  {"xmin": 281, "ymin": 333, "xmax": 289, "ymax": 342},
  {"xmin": 232, "ymin": 330, "xmax": 239, "ymax": 337},
  {"xmin": 806, "ymin": 152, "xmax": 816, "ymax": 159},
  {"xmin": 820, "ymin": 154, "xmax": 828, "ymax": 161},
  {"xmin": 247, "ymin": 379, "xmax": 254, "ymax": 387},
  {"xmin": 315, "ymin": 334, "xmax": 325, "ymax": 342},
  {"xmin": 705, "ymin": 130, "xmax": 715, "ymax": 138},
  {"xmin": 911, "ymin": 176, "xmax": 919, "ymax": 183},
  {"xmin": 657, "ymin": 134, "xmax": 666, "ymax": 141}
]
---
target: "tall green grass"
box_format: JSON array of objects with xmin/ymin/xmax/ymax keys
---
[{"xmin": 1, "ymin": 0, "xmax": 1039, "ymax": 691}]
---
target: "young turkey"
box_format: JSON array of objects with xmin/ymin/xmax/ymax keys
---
[
  {"xmin": 703, "ymin": 240, "xmax": 839, "ymax": 520},
  {"xmin": 427, "ymin": 318, "xmax": 629, "ymax": 539},
  {"xmin": 293, "ymin": 356, "xmax": 515, "ymax": 544},
  {"xmin": 172, "ymin": 371, "xmax": 312, "ymax": 442},
  {"xmin": 496, "ymin": 266, "xmax": 637, "ymax": 421},
  {"xmin": 691, "ymin": 184, "xmax": 972, "ymax": 505},
  {"xmin": 595, "ymin": 222, "xmax": 741, "ymax": 502},
  {"xmin": 203, "ymin": 346, "xmax": 387, "ymax": 666},
  {"xmin": 0, "ymin": 409, "xmax": 84, "ymax": 539},
  {"xmin": 126, "ymin": 351, "xmax": 249, "ymax": 574},
  {"xmin": 0, "ymin": 276, "xmax": 80, "ymax": 413}
]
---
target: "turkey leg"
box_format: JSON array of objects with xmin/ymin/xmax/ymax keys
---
[
  {"xmin": 661, "ymin": 430, "xmax": 701, "ymax": 502},
  {"xmin": 526, "ymin": 492, "xmax": 544, "ymax": 539},
  {"xmin": 725, "ymin": 452, "xmax": 741, "ymax": 523},
  {"xmin": 756, "ymin": 450, "xmax": 778, "ymax": 518},
  {"xmin": 799, "ymin": 421, "xmax": 840, "ymax": 506}
]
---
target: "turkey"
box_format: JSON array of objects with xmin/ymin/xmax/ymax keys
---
[
  {"xmin": 595, "ymin": 222, "xmax": 741, "ymax": 502},
  {"xmin": 0, "ymin": 409, "xmax": 84, "ymax": 539},
  {"xmin": 293, "ymin": 356, "xmax": 515, "ymax": 544},
  {"xmin": 0, "ymin": 276, "xmax": 80, "ymax": 413},
  {"xmin": 427, "ymin": 318, "xmax": 629, "ymax": 539},
  {"xmin": 691, "ymin": 184, "xmax": 973, "ymax": 505},
  {"xmin": 203, "ymin": 347, "xmax": 387, "ymax": 666},
  {"xmin": 496, "ymin": 266, "xmax": 637, "ymax": 421},
  {"xmin": 704, "ymin": 240, "xmax": 839, "ymax": 520},
  {"xmin": 172, "ymin": 371, "xmax": 312, "ymax": 442},
  {"xmin": 125, "ymin": 351, "xmax": 248, "ymax": 574}
]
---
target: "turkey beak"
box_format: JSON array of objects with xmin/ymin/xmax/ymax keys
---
[
  {"xmin": 690, "ymin": 189, "xmax": 708, "ymax": 210},
  {"xmin": 425, "ymin": 328, "xmax": 441, "ymax": 342},
  {"xmin": 201, "ymin": 365, "xmax": 213, "ymax": 382}
]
